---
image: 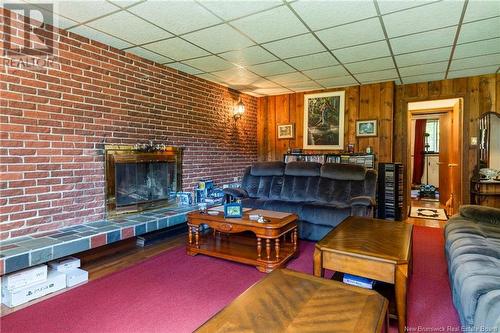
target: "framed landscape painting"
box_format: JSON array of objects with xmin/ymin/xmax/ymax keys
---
[
  {"xmin": 303, "ymin": 91, "xmax": 345, "ymax": 150},
  {"xmin": 356, "ymin": 119, "xmax": 377, "ymax": 137},
  {"xmin": 277, "ymin": 123, "xmax": 294, "ymax": 139}
]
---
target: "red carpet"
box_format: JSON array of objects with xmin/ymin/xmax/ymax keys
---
[{"xmin": 1, "ymin": 226, "xmax": 459, "ymax": 332}]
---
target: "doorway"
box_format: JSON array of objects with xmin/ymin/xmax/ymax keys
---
[{"xmin": 407, "ymin": 98, "xmax": 463, "ymax": 216}]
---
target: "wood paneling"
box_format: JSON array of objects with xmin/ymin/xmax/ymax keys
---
[
  {"xmin": 395, "ymin": 73, "xmax": 499, "ymax": 211},
  {"xmin": 257, "ymin": 82, "xmax": 395, "ymax": 163}
]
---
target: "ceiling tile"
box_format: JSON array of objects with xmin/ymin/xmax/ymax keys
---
[
  {"xmin": 195, "ymin": 73, "xmax": 228, "ymax": 86},
  {"xmin": 143, "ymin": 38, "xmax": 209, "ymax": 61},
  {"xmin": 383, "ymin": 1, "xmax": 463, "ymax": 38},
  {"xmin": 231, "ymin": 6, "xmax": 308, "ymax": 43},
  {"xmin": 454, "ymin": 38, "xmax": 500, "ymax": 59},
  {"xmin": 399, "ymin": 61, "xmax": 448, "ymax": 77},
  {"xmin": 211, "ymin": 68, "xmax": 260, "ymax": 85},
  {"xmin": 390, "ymin": 27, "xmax": 456, "ymax": 54},
  {"xmin": 303, "ymin": 65, "xmax": 349, "ymax": 80},
  {"xmin": 458, "ymin": 17, "xmax": 500, "ymax": 44},
  {"xmin": 285, "ymin": 52, "xmax": 338, "ymax": 71},
  {"xmin": 24, "ymin": 5, "xmax": 78, "ymax": 30},
  {"xmin": 248, "ymin": 61, "xmax": 295, "ymax": 76},
  {"xmin": 317, "ymin": 18, "xmax": 385, "ymax": 50},
  {"xmin": 184, "ymin": 55, "xmax": 235, "ymax": 72},
  {"xmin": 285, "ymin": 81, "xmax": 322, "ymax": 92},
  {"xmin": 291, "ymin": 0, "xmax": 377, "ymax": 30},
  {"xmin": 377, "ymin": 0, "xmax": 438, "ymax": 15},
  {"xmin": 345, "ymin": 57, "xmax": 395, "ymax": 74},
  {"xmin": 219, "ymin": 46, "xmax": 277, "ymax": 66},
  {"xmin": 463, "ymin": 0, "xmax": 500, "ymax": 23},
  {"xmin": 253, "ymin": 87, "xmax": 292, "ymax": 95},
  {"xmin": 126, "ymin": 47, "xmax": 174, "ymax": 64},
  {"xmin": 239, "ymin": 90, "xmax": 264, "ymax": 97},
  {"xmin": 267, "ymin": 72, "xmax": 310, "ymax": 85},
  {"xmin": 316, "ymin": 76, "xmax": 358, "ymax": 88},
  {"xmin": 199, "ymin": 0, "xmax": 283, "ymax": 20},
  {"xmin": 107, "ymin": 1, "xmax": 144, "ymax": 8},
  {"xmin": 248, "ymin": 79, "xmax": 282, "ymax": 89},
  {"xmin": 355, "ymin": 69, "xmax": 399, "ymax": 83},
  {"xmin": 334, "ymin": 41, "xmax": 391, "ymax": 63},
  {"xmin": 401, "ymin": 73, "xmax": 445, "ymax": 84},
  {"xmin": 263, "ymin": 34, "xmax": 325, "ymax": 58},
  {"xmin": 183, "ymin": 24, "xmax": 255, "ymax": 53},
  {"xmin": 68, "ymin": 25, "xmax": 133, "ymax": 50},
  {"xmin": 128, "ymin": 1, "xmax": 221, "ymax": 35},
  {"xmin": 51, "ymin": 1, "xmax": 119, "ymax": 23},
  {"xmin": 447, "ymin": 65, "xmax": 499, "ymax": 79},
  {"xmin": 450, "ymin": 53, "xmax": 500, "ymax": 71},
  {"xmin": 87, "ymin": 11, "xmax": 172, "ymax": 44},
  {"xmin": 167, "ymin": 62, "xmax": 204, "ymax": 75},
  {"xmin": 395, "ymin": 47, "xmax": 452, "ymax": 67}
]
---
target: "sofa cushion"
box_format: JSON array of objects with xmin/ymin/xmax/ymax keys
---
[
  {"xmin": 321, "ymin": 163, "xmax": 367, "ymax": 181},
  {"xmin": 250, "ymin": 161, "xmax": 285, "ymax": 176},
  {"xmin": 284, "ymin": 162, "xmax": 321, "ymax": 176},
  {"xmin": 241, "ymin": 198, "xmax": 267, "ymax": 209},
  {"xmin": 261, "ymin": 200, "xmax": 304, "ymax": 215},
  {"xmin": 280, "ymin": 175, "xmax": 320, "ymax": 202},
  {"xmin": 297, "ymin": 220, "xmax": 338, "ymax": 241},
  {"xmin": 301, "ymin": 203, "xmax": 350, "ymax": 228}
]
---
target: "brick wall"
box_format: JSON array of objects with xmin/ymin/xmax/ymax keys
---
[{"xmin": 0, "ymin": 9, "xmax": 258, "ymax": 240}]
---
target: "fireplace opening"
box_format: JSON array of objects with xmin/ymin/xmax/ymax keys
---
[{"xmin": 105, "ymin": 145, "xmax": 182, "ymax": 215}]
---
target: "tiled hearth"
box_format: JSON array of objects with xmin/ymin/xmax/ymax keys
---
[{"xmin": 0, "ymin": 206, "xmax": 194, "ymax": 275}]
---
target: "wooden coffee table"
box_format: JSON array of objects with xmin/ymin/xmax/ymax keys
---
[
  {"xmin": 187, "ymin": 209, "xmax": 298, "ymax": 272},
  {"xmin": 195, "ymin": 269, "xmax": 388, "ymax": 333},
  {"xmin": 313, "ymin": 216, "xmax": 413, "ymax": 333}
]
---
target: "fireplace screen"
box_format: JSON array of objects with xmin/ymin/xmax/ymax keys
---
[
  {"xmin": 115, "ymin": 162, "xmax": 176, "ymax": 206},
  {"xmin": 105, "ymin": 146, "xmax": 182, "ymax": 215}
]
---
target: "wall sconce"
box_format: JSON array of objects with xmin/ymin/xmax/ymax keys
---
[{"xmin": 233, "ymin": 99, "xmax": 245, "ymax": 120}]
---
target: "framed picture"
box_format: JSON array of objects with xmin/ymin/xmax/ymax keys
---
[
  {"xmin": 277, "ymin": 123, "xmax": 294, "ymax": 139},
  {"xmin": 303, "ymin": 91, "xmax": 345, "ymax": 150},
  {"xmin": 356, "ymin": 120, "xmax": 378, "ymax": 137},
  {"xmin": 224, "ymin": 202, "xmax": 242, "ymax": 218}
]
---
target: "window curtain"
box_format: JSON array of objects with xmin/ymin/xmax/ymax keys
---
[{"xmin": 412, "ymin": 119, "xmax": 427, "ymax": 185}]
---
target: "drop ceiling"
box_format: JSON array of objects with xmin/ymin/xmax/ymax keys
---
[{"xmin": 10, "ymin": 0, "xmax": 500, "ymax": 96}]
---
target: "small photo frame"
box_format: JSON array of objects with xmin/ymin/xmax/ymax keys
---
[
  {"xmin": 356, "ymin": 120, "xmax": 378, "ymax": 137},
  {"xmin": 224, "ymin": 202, "xmax": 242, "ymax": 218},
  {"xmin": 277, "ymin": 123, "xmax": 294, "ymax": 139}
]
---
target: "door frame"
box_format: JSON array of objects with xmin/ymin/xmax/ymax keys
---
[{"xmin": 405, "ymin": 99, "xmax": 464, "ymax": 213}]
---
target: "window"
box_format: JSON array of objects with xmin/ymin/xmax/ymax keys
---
[{"xmin": 425, "ymin": 119, "xmax": 439, "ymax": 152}]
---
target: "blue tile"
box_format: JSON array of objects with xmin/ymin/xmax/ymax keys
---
[
  {"xmin": 86, "ymin": 221, "xmax": 109, "ymax": 228},
  {"xmin": 31, "ymin": 247, "xmax": 53, "ymax": 265},
  {"xmin": 77, "ymin": 231, "xmax": 98, "ymax": 237},
  {"xmin": 146, "ymin": 221, "xmax": 158, "ymax": 232},
  {"xmin": 134, "ymin": 224, "xmax": 146, "ymax": 236},
  {"xmin": 0, "ymin": 247, "xmax": 30, "ymax": 258},
  {"xmin": 53, "ymin": 239, "xmax": 89, "ymax": 259},
  {"xmin": 5, "ymin": 253, "xmax": 29, "ymax": 274},
  {"xmin": 49, "ymin": 231, "xmax": 78, "ymax": 238},
  {"xmin": 106, "ymin": 230, "xmax": 121, "ymax": 243},
  {"xmin": 0, "ymin": 237, "xmax": 32, "ymax": 247},
  {"xmin": 128, "ymin": 216, "xmax": 151, "ymax": 223},
  {"xmin": 158, "ymin": 217, "xmax": 169, "ymax": 229},
  {"xmin": 169, "ymin": 214, "xmax": 187, "ymax": 226}
]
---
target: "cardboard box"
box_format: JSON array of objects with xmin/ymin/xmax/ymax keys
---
[
  {"xmin": 49, "ymin": 256, "xmax": 80, "ymax": 272},
  {"xmin": 2, "ymin": 270, "xmax": 66, "ymax": 308},
  {"xmin": 1, "ymin": 265, "xmax": 47, "ymax": 292},
  {"xmin": 66, "ymin": 268, "xmax": 88, "ymax": 287}
]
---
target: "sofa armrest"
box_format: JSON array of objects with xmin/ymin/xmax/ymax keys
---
[
  {"xmin": 350, "ymin": 196, "xmax": 376, "ymax": 207},
  {"xmin": 460, "ymin": 205, "xmax": 500, "ymax": 225},
  {"xmin": 223, "ymin": 188, "xmax": 249, "ymax": 199}
]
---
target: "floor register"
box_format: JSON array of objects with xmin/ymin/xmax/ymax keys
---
[{"xmin": 1, "ymin": 257, "xmax": 88, "ymax": 308}]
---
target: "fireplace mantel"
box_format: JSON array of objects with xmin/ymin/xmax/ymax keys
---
[{"xmin": 105, "ymin": 145, "xmax": 182, "ymax": 216}]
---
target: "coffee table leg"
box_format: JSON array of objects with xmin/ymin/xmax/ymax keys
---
[
  {"xmin": 188, "ymin": 226, "xmax": 193, "ymax": 245},
  {"xmin": 257, "ymin": 237, "xmax": 262, "ymax": 258},
  {"xmin": 195, "ymin": 226, "xmax": 200, "ymax": 248},
  {"xmin": 395, "ymin": 264, "xmax": 408, "ymax": 333},
  {"xmin": 275, "ymin": 238, "xmax": 280, "ymax": 259},
  {"xmin": 293, "ymin": 229, "xmax": 297, "ymax": 251},
  {"xmin": 266, "ymin": 239, "xmax": 271, "ymax": 259},
  {"xmin": 313, "ymin": 248, "xmax": 324, "ymax": 277}
]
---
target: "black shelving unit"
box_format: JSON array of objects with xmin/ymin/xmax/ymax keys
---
[
  {"xmin": 377, "ymin": 163, "xmax": 404, "ymax": 221},
  {"xmin": 283, "ymin": 153, "xmax": 375, "ymax": 169}
]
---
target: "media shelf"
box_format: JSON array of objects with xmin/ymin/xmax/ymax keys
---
[
  {"xmin": 283, "ymin": 153, "xmax": 375, "ymax": 169},
  {"xmin": 377, "ymin": 163, "xmax": 404, "ymax": 221}
]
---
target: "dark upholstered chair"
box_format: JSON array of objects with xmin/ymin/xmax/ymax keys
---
[
  {"xmin": 445, "ymin": 205, "xmax": 500, "ymax": 331},
  {"xmin": 224, "ymin": 161, "xmax": 377, "ymax": 241}
]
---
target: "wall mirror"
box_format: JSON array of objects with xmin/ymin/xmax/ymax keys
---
[{"xmin": 478, "ymin": 112, "xmax": 500, "ymax": 179}]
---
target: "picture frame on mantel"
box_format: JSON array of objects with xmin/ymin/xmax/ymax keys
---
[
  {"xmin": 303, "ymin": 91, "xmax": 345, "ymax": 150},
  {"xmin": 277, "ymin": 123, "xmax": 294, "ymax": 139},
  {"xmin": 356, "ymin": 119, "xmax": 378, "ymax": 137}
]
